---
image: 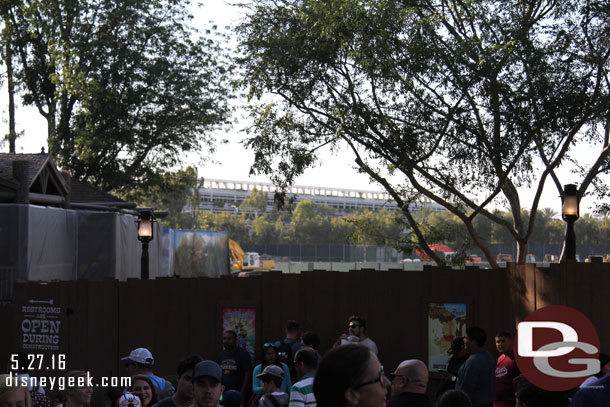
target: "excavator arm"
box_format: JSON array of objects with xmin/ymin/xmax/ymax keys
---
[
  {"xmin": 228, "ymin": 238, "xmax": 275, "ymax": 273},
  {"xmin": 228, "ymin": 239, "xmax": 244, "ymax": 271}
]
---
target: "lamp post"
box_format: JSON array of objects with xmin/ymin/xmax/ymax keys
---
[
  {"xmin": 559, "ymin": 184, "xmax": 579, "ymax": 262},
  {"xmin": 136, "ymin": 209, "xmax": 155, "ymax": 279}
]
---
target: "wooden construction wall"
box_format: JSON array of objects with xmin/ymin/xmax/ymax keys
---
[{"xmin": 2, "ymin": 262, "xmax": 609, "ymax": 404}]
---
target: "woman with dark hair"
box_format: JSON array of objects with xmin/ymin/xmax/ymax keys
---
[
  {"xmin": 314, "ymin": 344, "xmax": 388, "ymax": 407},
  {"xmin": 251, "ymin": 343, "xmax": 292, "ymax": 401},
  {"xmin": 129, "ymin": 375, "xmax": 157, "ymax": 407}
]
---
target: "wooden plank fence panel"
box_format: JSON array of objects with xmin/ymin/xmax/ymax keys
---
[
  {"xmin": 85, "ymin": 279, "xmax": 120, "ymax": 407},
  {"xmin": 483, "ymin": 269, "xmax": 517, "ymax": 339},
  {"xmin": 368, "ymin": 269, "xmax": 416, "ymax": 372},
  {"xmin": 118, "ymin": 278, "xmax": 163, "ymax": 379},
  {"xmin": 189, "ymin": 277, "xmax": 218, "ymax": 360},
  {"xmin": 535, "ymin": 265, "xmax": 561, "ymax": 308},
  {"xmin": 296, "ymin": 271, "xmax": 317, "ymax": 342},
  {"xmin": 261, "ymin": 271, "xmax": 287, "ymax": 348},
  {"xmin": 597, "ymin": 263, "xmax": 610, "ymax": 352},
  {"xmin": 152, "ymin": 277, "xmax": 193, "ymax": 377},
  {"xmin": 307, "ymin": 270, "xmax": 341, "ymax": 354},
  {"xmin": 2, "ymin": 263, "xmax": 610, "ymax": 405},
  {"xmin": 0, "ymin": 301, "xmax": 15, "ymax": 370},
  {"xmin": 507, "ymin": 263, "xmax": 535, "ymax": 321}
]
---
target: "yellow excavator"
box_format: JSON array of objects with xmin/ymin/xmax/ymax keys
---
[{"xmin": 228, "ymin": 239, "xmax": 275, "ymax": 275}]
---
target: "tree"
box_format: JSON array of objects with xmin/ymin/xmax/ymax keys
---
[
  {"xmin": 0, "ymin": 0, "xmax": 19, "ymax": 153},
  {"xmin": 198, "ymin": 212, "xmax": 251, "ymax": 244},
  {"xmin": 240, "ymin": 187, "xmax": 269, "ymax": 216},
  {"xmin": 290, "ymin": 199, "xmax": 333, "ymax": 243},
  {"xmin": 329, "ymin": 216, "xmax": 358, "ymax": 244},
  {"xmin": 578, "ymin": 213, "xmax": 601, "ymax": 246},
  {"xmin": 530, "ymin": 207, "xmax": 562, "ymax": 246},
  {"xmin": 252, "ymin": 214, "xmax": 278, "ymax": 244},
  {"xmin": 345, "ymin": 209, "xmax": 406, "ymax": 245},
  {"xmin": 237, "ymin": 0, "xmax": 610, "ymax": 267},
  {"xmin": 8, "ymin": 0, "xmax": 233, "ymax": 191},
  {"xmin": 125, "ymin": 167, "xmax": 201, "ymax": 229}
]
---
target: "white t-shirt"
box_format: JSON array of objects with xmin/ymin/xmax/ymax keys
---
[
  {"xmin": 341, "ymin": 337, "xmax": 378, "ymax": 355},
  {"xmin": 359, "ymin": 337, "xmax": 378, "ymax": 355}
]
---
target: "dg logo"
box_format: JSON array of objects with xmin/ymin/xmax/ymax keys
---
[{"xmin": 515, "ymin": 305, "xmax": 600, "ymax": 391}]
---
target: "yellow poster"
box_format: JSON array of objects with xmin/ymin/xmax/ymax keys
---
[{"xmin": 428, "ymin": 303, "xmax": 466, "ymax": 371}]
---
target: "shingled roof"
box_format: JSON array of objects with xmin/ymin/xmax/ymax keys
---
[
  {"xmin": 0, "ymin": 153, "xmax": 127, "ymax": 206},
  {"xmin": 0, "ymin": 152, "xmax": 68, "ymax": 195},
  {"xmin": 70, "ymin": 178, "xmax": 126, "ymax": 203}
]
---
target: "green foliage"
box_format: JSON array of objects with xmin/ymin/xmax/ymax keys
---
[
  {"xmin": 184, "ymin": 198, "xmax": 610, "ymax": 258},
  {"xmin": 424, "ymin": 212, "xmax": 466, "ymax": 246},
  {"xmin": 329, "ymin": 216, "xmax": 358, "ymax": 243},
  {"xmin": 237, "ymin": 0, "xmax": 610, "ymax": 265},
  {"xmin": 252, "ymin": 214, "xmax": 278, "ymax": 244},
  {"xmin": 239, "ymin": 187, "xmax": 268, "ymax": 215},
  {"xmin": 528, "ymin": 208, "xmax": 564, "ymax": 245},
  {"xmin": 125, "ymin": 167, "xmax": 200, "ymax": 229},
  {"xmin": 344, "ymin": 209, "xmax": 404, "ymax": 245},
  {"xmin": 8, "ymin": 0, "xmax": 233, "ymax": 192},
  {"xmin": 198, "ymin": 212, "xmax": 251, "ymax": 244},
  {"xmin": 290, "ymin": 199, "xmax": 332, "ymax": 243}
]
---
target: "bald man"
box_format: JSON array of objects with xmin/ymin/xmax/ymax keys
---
[{"xmin": 387, "ymin": 360, "xmax": 434, "ymax": 407}]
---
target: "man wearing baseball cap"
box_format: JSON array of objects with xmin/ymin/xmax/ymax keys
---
[
  {"xmin": 192, "ymin": 360, "xmax": 224, "ymax": 407},
  {"xmin": 122, "ymin": 347, "xmax": 175, "ymax": 399},
  {"xmin": 257, "ymin": 365, "xmax": 289, "ymax": 407}
]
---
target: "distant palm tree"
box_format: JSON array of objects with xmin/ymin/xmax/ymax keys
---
[{"xmin": 540, "ymin": 207, "xmax": 559, "ymax": 220}]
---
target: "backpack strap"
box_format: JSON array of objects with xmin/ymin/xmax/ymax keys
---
[{"xmin": 267, "ymin": 395, "xmax": 281, "ymax": 407}]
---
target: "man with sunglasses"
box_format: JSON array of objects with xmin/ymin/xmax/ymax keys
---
[
  {"xmin": 387, "ymin": 360, "xmax": 434, "ymax": 407},
  {"xmin": 333, "ymin": 315, "xmax": 378, "ymax": 355}
]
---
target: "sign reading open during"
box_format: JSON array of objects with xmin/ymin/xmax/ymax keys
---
[{"xmin": 19, "ymin": 299, "xmax": 64, "ymax": 351}]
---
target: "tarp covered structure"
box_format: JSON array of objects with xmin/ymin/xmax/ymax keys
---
[
  {"xmin": 0, "ymin": 204, "xmax": 163, "ymax": 298},
  {"xmin": 162, "ymin": 229, "xmax": 229, "ymax": 277}
]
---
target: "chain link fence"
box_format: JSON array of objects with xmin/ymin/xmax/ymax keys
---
[{"xmin": 242, "ymin": 242, "xmax": 610, "ymax": 263}]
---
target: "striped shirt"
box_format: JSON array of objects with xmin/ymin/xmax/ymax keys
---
[{"xmin": 289, "ymin": 374, "xmax": 316, "ymax": 407}]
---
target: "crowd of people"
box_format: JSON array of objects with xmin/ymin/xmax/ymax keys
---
[{"xmin": 2, "ymin": 317, "xmax": 609, "ymax": 407}]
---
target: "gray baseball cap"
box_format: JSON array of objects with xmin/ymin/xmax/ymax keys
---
[
  {"xmin": 256, "ymin": 364, "xmax": 284, "ymax": 379},
  {"xmin": 193, "ymin": 360, "xmax": 222, "ymax": 382}
]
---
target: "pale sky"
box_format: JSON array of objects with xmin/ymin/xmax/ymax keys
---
[{"xmin": 1, "ymin": 0, "xmax": 601, "ymax": 214}]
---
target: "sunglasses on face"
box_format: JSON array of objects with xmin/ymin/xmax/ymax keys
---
[
  {"xmin": 348, "ymin": 324, "xmax": 360, "ymax": 329},
  {"xmin": 353, "ymin": 368, "xmax": 385, "ymax": 389}
]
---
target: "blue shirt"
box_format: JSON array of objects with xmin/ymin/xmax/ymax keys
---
[
  {"xmin": 218, "ymin": 348, "xmax": 253, "ymax": 391},
  {"xmin": 572, "ymin": 374, "xmax": 610, "ymax": 407}
]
